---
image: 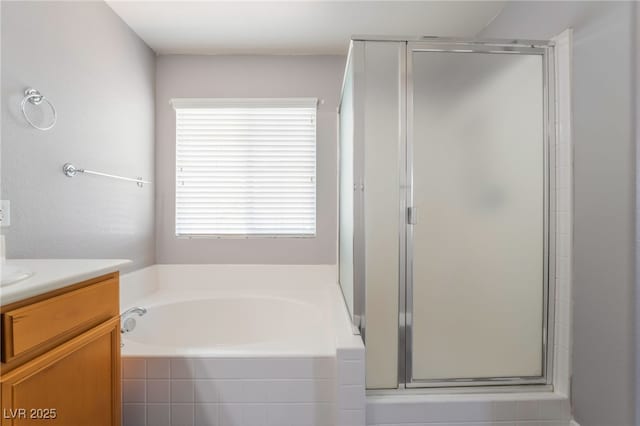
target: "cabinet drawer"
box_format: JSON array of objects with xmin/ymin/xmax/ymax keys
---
[{"xmin": 1, "ymin": 277, "xmax": 118, "ymax": 362}]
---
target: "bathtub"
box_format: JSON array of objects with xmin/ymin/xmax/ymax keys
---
[
  {"xmin": 119, "ymin": 265, "xmax": 365, "ymax": 426},
  {"xmin": 123, "ymin": 296, "xmax": 328, "ymax": 355}
]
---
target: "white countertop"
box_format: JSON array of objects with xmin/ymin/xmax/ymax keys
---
[{"xmin": 0, "ymin": 259, "xmax": 131, "ymax": 306}]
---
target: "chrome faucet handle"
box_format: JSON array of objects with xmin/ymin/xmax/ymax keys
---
[
  {"xmin": 122, "ymin": 317, "xmax": 137, "ymax": 333},
  {"xmin": 120, "ymin": 306, "xmax": 147, "ymax": 334}
]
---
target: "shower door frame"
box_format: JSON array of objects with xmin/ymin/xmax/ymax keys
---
[{"xmin": 401, "ymin": 39, "xmax": 557, "ymax": 388}]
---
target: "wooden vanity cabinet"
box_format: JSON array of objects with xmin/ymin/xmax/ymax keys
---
[{"xmin": 0, "ymin": 273, "xmax": 121, "ymax": 426}]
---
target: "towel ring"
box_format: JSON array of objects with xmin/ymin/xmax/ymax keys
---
[{"xmin": 21, "ymin": 88, "xmax": 57, "ymax": 131}]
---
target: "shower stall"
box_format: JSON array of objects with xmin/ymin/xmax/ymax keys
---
[{"xmin": 338, "ymin": 37, "xmax": 557, "ymax": 389}]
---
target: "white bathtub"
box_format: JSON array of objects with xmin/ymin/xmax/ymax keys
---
[
  {"xmin": 124, "ymin": 296, "xmax": 327, "ymax": 354},
  {"xmin": 119, "ymin": 264, "xmax": 365, "ymax": 426}
]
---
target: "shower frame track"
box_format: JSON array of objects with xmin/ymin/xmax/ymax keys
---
[{"xmin": 400, "ymin": 38, "xmax": 557, "ymax": 389}]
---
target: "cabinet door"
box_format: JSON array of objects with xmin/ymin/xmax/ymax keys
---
[{"xmin": 0, "ymin": 318, "xmax": 121, "ymax": 426}]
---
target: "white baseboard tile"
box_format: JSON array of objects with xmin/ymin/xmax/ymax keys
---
[{"xmin": 366, "ymin": 394, "xmax": 571, "ymax": 425}]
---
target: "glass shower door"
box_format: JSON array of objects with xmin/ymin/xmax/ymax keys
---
[{"xmin": 406, "ymin": 43, "xmax": 552, "ymax": 385}]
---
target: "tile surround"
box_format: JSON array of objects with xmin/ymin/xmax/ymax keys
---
[{"xmin": 122, "ymin": 353, "xmax": 366, "ymax": 426}]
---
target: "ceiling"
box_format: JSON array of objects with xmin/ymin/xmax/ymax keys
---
[{"xmin": 105, "ymin": 1, "xmax": 506, "ymax": 55}]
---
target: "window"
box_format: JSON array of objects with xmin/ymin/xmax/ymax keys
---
[{"xmin": 172, "ymin": 98, "xmax": 317, "ymax": 237}]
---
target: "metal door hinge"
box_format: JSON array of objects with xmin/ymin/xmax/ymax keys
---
[{"xmin": 408, "ymin": 206, "xmax": 418, "ymax": 225}]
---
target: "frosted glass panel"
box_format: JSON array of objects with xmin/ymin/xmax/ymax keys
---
[
  {"xmin": 411, "ymin": 52, "xmax": 545, "ymax": 380},
  {"xmin": 339, "ymin": 57, "xmax": 355, "ymax": 317},
  {"xmin": 363, "ymin": 42, "xmax": 402, "ymax": 389}
]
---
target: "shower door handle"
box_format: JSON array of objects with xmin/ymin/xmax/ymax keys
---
[{"xmin": 408, "ymin": 206, "xmax": 418, "ymax": 225}]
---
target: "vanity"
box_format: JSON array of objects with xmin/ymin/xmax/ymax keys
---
[{"xmin": 0, "ymin": 259, "xmax": 129, "ymax": 426}]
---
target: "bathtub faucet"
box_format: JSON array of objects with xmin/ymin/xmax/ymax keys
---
[{"xmin": 121, "ymin": 306, "xmax": 147, "ymax": 334}]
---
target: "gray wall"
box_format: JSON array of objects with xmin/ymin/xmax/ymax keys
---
[
  {"xmin": 1, "ymin": 1, "xmax": 156, "ymax": 270},
  {"xmin": 155, "ymin": 55, "xmax": 344, "ymax": 264},
  {"xmin": 482, "ymin": 2, "xmax": 637, "ymax": 425}
]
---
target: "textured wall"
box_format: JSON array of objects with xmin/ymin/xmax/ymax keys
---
[
  {"xmin": 1, "ymin": 1, "xmax": 156, "ymax": 270},
  {"xmin": 155, "ymin": 55, "xmax": 344, "ymax": 264}
]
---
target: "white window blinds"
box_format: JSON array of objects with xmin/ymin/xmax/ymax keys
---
[{"xmin": 173, "ymin": 98, "xmax": 317, "ymax": 236}]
